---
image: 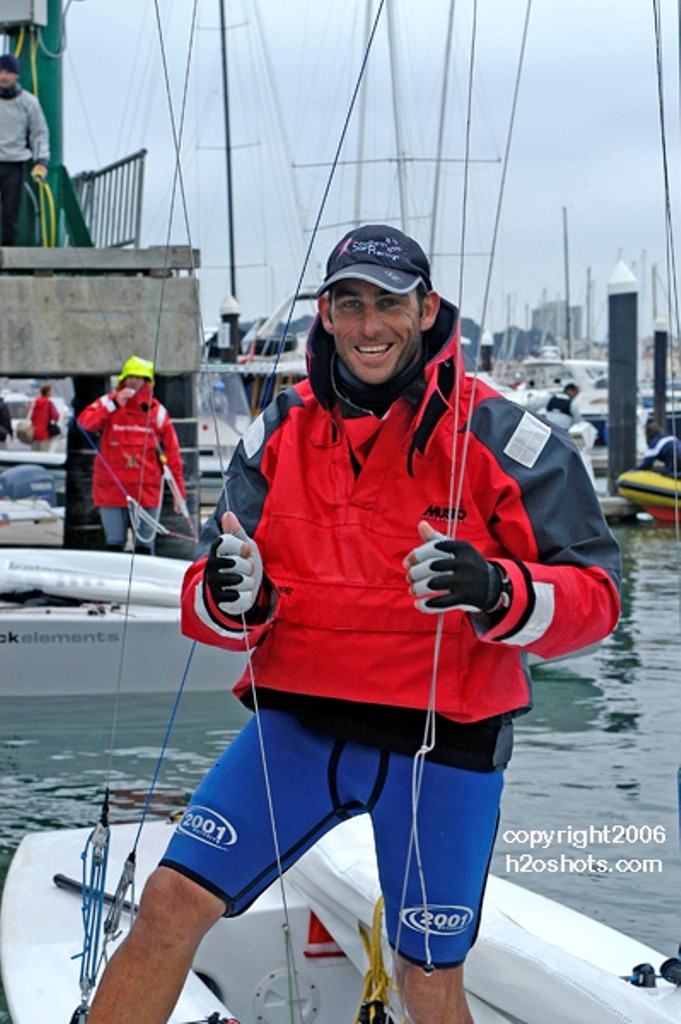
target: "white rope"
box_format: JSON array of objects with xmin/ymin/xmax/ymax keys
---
[
  {"xmin": 228, "ymin": 11, "xmax": 392, "ymax": 1018},
  {"xmin": 394, "ymin": 0, "xmax": 534, "ymax": 973}
]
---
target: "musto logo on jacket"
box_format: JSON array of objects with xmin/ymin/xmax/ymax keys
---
[{"xmin": 421, "ymin": 504, "xmax": 467, "ymax": 525}]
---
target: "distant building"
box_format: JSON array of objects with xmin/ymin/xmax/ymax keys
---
[{"xmin": 531, "ymin": 300, "xmax": 582, "ymax": 343}]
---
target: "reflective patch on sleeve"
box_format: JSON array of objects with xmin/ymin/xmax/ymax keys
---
[
  {"xmin": 503, "ymin": 412, "xmax": 551, "ymax": 468},
  {"xmin": 502, "ymin": 581, "xmax": 555, "ymax": 646},
  {"xmin": 242, "ymin": 413, "xmax": 266, "ymax": 461},
  {"xmin": 193, "ymin": 585, "xmax": 248, "ymax": 640}
]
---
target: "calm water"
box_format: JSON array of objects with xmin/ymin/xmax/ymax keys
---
[{"xmin": 1, "ymin": 521, "xmax": 680, "ymax": 1020}]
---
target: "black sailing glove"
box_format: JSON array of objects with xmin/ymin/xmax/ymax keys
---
[
  {"xmin": 405, "ymin": 533, "xmax": 504, "ymax": 614},
  {"xmin": 204, "ymin": 515, "xmax": 263, "ymax": 615}
]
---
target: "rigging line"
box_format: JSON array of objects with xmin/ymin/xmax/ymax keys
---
[
  {"xmin": 90, "ymin": 1, "xmax": 203, "ymax": 794},
  {"xmin": 152, "ymin": 0, "xmax": 202, "ymax": 285},
  {"xmin": 131, "ymin": 643, "xmax": 199, "ymax": 854},
  {"xmin": 143, "ymin": 0, "xmax": 201, "ymax": 504},
  {"xmin": 151, "ymin": 0, "xmax": 234, "ymax": 523},
  {"xmin": 651, "ymin": 0, "xmax": 681, "ymax": 558},
  {"xmin": 96, "ymin": 0, "xmax": 202, "ymax": 785},
  {"xmin": 101, "ymin": 2, "xmax": 201, "ymax": 786},
  {"xmin": 472, "ymin": 0, "xmax": 532, "ymax": 350},
  {"xmin": 208, "ymin": 614, "xmax": 308, "ymax": 1024},
  {"xmin": 76, "ymin": 8, "xmax": 231, "ymax": 981},
  {"xmin": 456, "ymin": 0, "xmax": 477, "ymax": 315},
  {"xmin": 396, "ymin": 0, "xmax": 533, "ymax": 972},
  {"xmin": 211, "ymin": 10, "xmax": 390, "ymax": 1017},
  {"xmin": 652, "ymin": 0, "xmax": 681, "ymax": 355},
  {"xmin": 448, "ymin": 0, "xmax": 532, "ymax": 542},
  {"xmin": 212, "ymin": 3, "xmax": 387, "ymax": 954},
  {"xmin": 396, "ymin": 3, "xmax": 481, "ymax": 964},
  {"xmin": 258, "ymin": 0, "xmax": 387, "ymax": 412}
]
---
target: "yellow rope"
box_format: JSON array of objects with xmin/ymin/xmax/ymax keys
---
[
  {"xmin": 36, "ymin": 179, "xmax": 56, "ymax": 247},
  {"xmin": 355, "ymin": 895, "xmax": 398, "ymax": 1024}
]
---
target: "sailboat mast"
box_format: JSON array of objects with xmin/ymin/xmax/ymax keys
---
[
  {"xmin": 219, "ymin": 0, "xmax": 237, "ymax": 299},
  {"xmin": 386, "ymin": 2, "xmax": 408, "ymax": 231},
  {"xmin": 562, "ymin": 205, "xmax": 572, "ymax": 356},
  {"xmin": 354, "ymin": 0, "xmax": 374, "ymax": 226},
  {"xmin": 429, "ymin": 0, "xmax": 456, "ymax": 263}
]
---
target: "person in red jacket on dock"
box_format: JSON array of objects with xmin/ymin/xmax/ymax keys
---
[
  {"xmin": 29, "ymin": 381, "xmax": 60, "ymax": 451},
  {"xmin": 86, "ymin": 227, "xmax": 621, "ymax": 1024},
  {"xmin": 77, "ymin": 354, "xmax": 186, "ymax": 554}
]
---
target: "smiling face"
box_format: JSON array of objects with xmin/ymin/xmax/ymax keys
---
[{"xmin": 318, "ymin": 280, "xmax": 440, "ymax": 386}]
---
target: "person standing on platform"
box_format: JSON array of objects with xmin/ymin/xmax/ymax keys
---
[{"xmin": 0, "ymin": 52, "xmax": 49, "ymax": 246}]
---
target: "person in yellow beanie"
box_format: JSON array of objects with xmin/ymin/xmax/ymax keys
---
[{"xmin": 77, "ymin": 355, "xmax": 186, "ymax": 553}]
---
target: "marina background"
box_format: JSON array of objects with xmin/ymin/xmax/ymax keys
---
[
  {"xmin": 59, "ymin": 0, "xmax": 680, "ymax": 337},
  {"xmin": 1, "ymin": 518, "xmax": 680, "ymax": 1020}
]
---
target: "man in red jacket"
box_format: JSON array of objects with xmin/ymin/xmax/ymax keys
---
[
  {"xmin": 87, "ymin": 227, "xmax": 621, "ymax": 1024},
  {"xmin": 77, "ymin": 355, "xmax": 186, "ymax": 554}
]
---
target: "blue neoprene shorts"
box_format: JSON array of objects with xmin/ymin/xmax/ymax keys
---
[{"xmin": 160, "ymin": 708, "xmax": 503, "ymax": 966}]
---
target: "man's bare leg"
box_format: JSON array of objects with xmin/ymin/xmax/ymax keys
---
[
  {"xmin": 87, "ymin": 866, "xmax": 226, "ymax": 1024},
  {"xmin": 394, "ymin": 956, "xmax": 474, "ymax": 1024}
]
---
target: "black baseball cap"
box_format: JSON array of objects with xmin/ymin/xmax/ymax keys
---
[{"xmin": 317, "ymin": 224, "xmax": 432, "ymax": 296}]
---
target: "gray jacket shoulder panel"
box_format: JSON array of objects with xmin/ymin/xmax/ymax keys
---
[{"xmin": 469, "ymin": 396, "xmax": 621, "ymax": 585}]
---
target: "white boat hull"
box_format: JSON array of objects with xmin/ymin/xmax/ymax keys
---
[
  {"xmin": 2, "ymin": 816, "xmax": 679, "ymax": 1024},
  {"xmin": 0, "ymin": 499, "xmax": 64, "ymax": 546},
  {"xmin": 0, "ymin": 548, "xmax": 246, "ymax": 696}
]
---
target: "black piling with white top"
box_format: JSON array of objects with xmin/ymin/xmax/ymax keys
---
[{"xmin": 607, "ymin": 261, "xmax": 638, "ymax": 495}]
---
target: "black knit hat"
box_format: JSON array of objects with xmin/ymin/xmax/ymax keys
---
[
  {"xmin": 0, "ymin": 54, "xmax": 20, "ymax": 74},
  {"xmin": 317, "ymin": 224, "xmax": 432, "ymax": 296}
]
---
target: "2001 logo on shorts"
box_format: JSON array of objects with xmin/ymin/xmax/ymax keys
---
[
  {"xmin": 400, "ymin": 905, "xmax": 474, "ymax": 936},
  {"xmin": 177, "ymin": 805, "xmax": 237, "ymax": 849}
]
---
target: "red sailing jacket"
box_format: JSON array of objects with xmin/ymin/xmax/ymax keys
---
[
  {"xmin": 181, "ymin": 299, "xmax": 621, "ymax": 724},
  {"xmin": 30, "ymin": 395, "xmax": 59, "ymax": 441},
  {"xmin": 77, "ymin": 382, "xmax": 186, "ymax": 508}
]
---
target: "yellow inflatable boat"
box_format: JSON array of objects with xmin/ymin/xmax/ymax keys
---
[{"xmin": 616, "ymin": 468, "xmax": 681, "ymax": 522}]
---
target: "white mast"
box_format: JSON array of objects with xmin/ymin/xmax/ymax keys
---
[
  {"xmin": 386, "ymin": 2, "xmax": 408, "ymax": 231},
  {"xmin": 354, "ymin": 0, "xmax": 374, "ymax": 226}
]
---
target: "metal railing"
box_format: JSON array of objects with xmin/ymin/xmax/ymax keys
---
[{"xmin": 71, "ymin": 149, "xmax": 146, "ymax": 248}]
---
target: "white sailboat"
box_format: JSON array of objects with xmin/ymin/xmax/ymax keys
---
[
  {"xmin": 3, "ymin": 814, "xmax": 681, "ymax": 1024},
  {"xmin": 0, "ymin": 547, "xmax": 246, "ymax": 696}
]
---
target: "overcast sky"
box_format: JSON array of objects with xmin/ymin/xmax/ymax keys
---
[{"xmin": 53, "ymin": 0, "xmax": 681, "ymax": 340}]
